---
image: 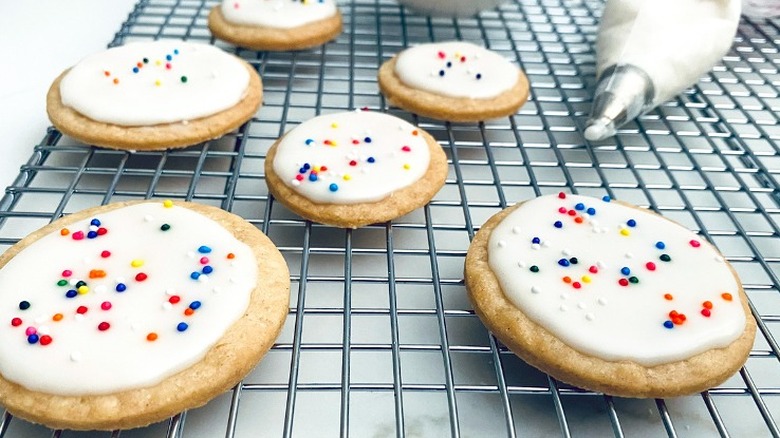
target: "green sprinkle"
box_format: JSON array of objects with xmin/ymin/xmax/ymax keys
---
[
  {"xmin": 530, "ymin": 265, "xmax": 540, "ymax": 273},
  {"xmin": 160, "ymin": 224, "xmax": 171, "ymax": 231},
  {"xmin": 57, "ymin": 279, "xmax": 68, "ymax": 287},
  {"xmin": 628, "ymin": 276, "xmax": 639, "ymax": 284},
  {"xmin": 659, "ymin": 254, "xmax": 671, "ymax": 262},
  {"xmin": 180, "ymin": 75, "xmax": 188, "ymax": 83}
]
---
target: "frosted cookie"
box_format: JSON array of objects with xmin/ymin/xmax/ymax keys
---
[
  {"xmin": 377, "ymin": 41, "xmax": 529, "ymax": 122},
  {"xmin": 0, "ymin": 200, "xmax": 289, "ymax": 430},
  {"xmin": 47, "ymin": 41, "xmax": 262, "ymax": 151},
  {"xmin": 265, "ymin": 110, "xmax": 448, "ymax": 228},
  {"xmin": 208, "ymin": 0, "xmax": 343, "ymax": 51},
  {"xmin": 464, "ymin": 193, "xmax": 755, "ymax": 398}
]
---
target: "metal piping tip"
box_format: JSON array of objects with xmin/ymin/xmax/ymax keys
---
[{"xmin": 585, "ymin": 64, "xmax": 655, "ymax": 141}]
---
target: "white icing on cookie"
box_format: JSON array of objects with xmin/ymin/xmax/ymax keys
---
[
  {"xmin": 221, "ymin": 0, "xmax": 337, "ymax": 29},
  {"xmin": 59, "ymin": 41, "xmax": 251, "ymax": 126},
  {"xmin": 394, "ymin": 41, "xmax": 519, "ymax": 99},
  {"xmin": 487, "ymin": 193, "xmax": 745, "ymax": 366},
  {"xmin": 0, "ymin": 202, "xmax": 257, "ymax": 395},
  {"xmin": 272, "ymin": 111, "xmax": 431, "ymax": 204}
]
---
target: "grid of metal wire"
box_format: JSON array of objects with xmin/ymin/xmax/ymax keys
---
[{"xmin": 0, "ymin": 0, "xmax": 778, "ymax": 436}]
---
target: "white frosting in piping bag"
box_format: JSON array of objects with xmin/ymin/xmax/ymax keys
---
[
  {"xmin": 272, "ymin": 111, "xmax": 431, "ymax": 204},
  {"xmin": 394, "ymin": 41, "xmax": 519, "ymax": 99},
  {"xmin": 597, "ymin": 0, "xmax": 741, "ymax": 107},
  {"xmin": 60, "ymin": 41, "xmax": 250, "ymax": 126},
  {"xmin": 221, "ymin": 0, "xmax": 337, "ymax": 29},
  {"xmin": 487, "ymin": 194, "xmax": 745, "ymax": 366},
  {"xmin": 0, "ymin": 202, "xmax": 257, "ymax": 395}
]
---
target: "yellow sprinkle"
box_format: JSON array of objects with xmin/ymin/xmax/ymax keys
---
[
  {"xmin": 313, "ymin": 165, "xmax": 321, "ymax": 172},
  {"xmin": 155, "ymin": 60, "xmax": 162, "ymax": 66},
  {"xmin": 582, "ymin": 275, "xmax": 591, "ymax": 283},
  {"xmin": 620, "ymin": 228, "xmax": 630, "ymax": 236},
  {"xmin": 330, "ymin": 122, "xmax": 338, "ymax": 128},
  {"xmin": 155, "ymin": 79, "xmax": 161, "ymax": 86},
  {"xmin": 403, "ymin": 164, "xmax": 411, "ymax": 170},
  {"xmin": 77, "ymin": 286, "xmax": 89, "ymax": 295},
  {"xmin": 131, "ymin": 259, "xmax": 144, "ymax": 268},
  {"xmin": 343, "ymin": 174, "xmax": 351, "ymax": 181},
  {"xmin": 163, "ymin": 199, "xmax": 174, "ymax": 208}
]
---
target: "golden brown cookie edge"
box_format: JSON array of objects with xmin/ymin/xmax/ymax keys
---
[
  {"xmin": 464, "ymin": 200, "xmax": 756, "ymax": 398},
  {"xmin": 0, "ymin": 200, "xmax": 290, "ymax": 430}
]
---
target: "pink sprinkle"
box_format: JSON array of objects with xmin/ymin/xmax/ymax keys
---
[
  {"xmin": 101, "ymin": 301, "xmax": 112, "ymax": 311},
  {"xmin": 690, "ymin": 240, "xmax": 701, "ymax": 248},
  {"xmin": 646, "ymin": 262, "xmax": 656, "ymax": 271},
  {"xmin": 295, "ymin": 174, "xmax": 304, "ymax": 181},
  {"xmin": 199, "ymin": 257, "xmax": 209, "ymax": 265},
  {"xmin": 165, "ymin": 63, "xmax": 171, "ymax": 70},
  {"xmin": 72, "ymin": 231, "xmax": 85, "ymax": 240},
  {"xmin": 558, "ymin": 207, "xmax": 567, "ymax": 214},
  {"xmin": 62, "ymin": 269, "xmax": 73, "ymax": 277},
  {"xmin": 437, "ymin": 51, "xmax": 446, "ymax": 59},
  {"xmin": 233, "ymin": 2, "xmax": 239, "ymax": 8},
  {"xmin": 401, "ymin": 146, "xmax": 411, "ymax": 152},
  {"xmin": 25, "ymin": 327, "xmax": 37, "ymax": 336},
  {"xmin": 101, "ymin": 250, "xmax": 111, "ymax": 258}
]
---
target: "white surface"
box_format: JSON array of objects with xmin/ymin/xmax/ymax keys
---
[{"xmin": 0, "ymin": 0, "xmax": 138, "ymax": 193}]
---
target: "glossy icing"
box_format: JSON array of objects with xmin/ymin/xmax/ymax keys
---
[
  {"xmin": 0, "ymin": 202, "xmax": 257, "ymax": 396},
  {"xmin": 487, "ymin": 193, "xmax": 745, "ymax": 366},
  {"xmin": 221, "ymin": 0, "xmax": 337, "ymax": 29},
  {"xmin": 394, "ymin": 41, "xmax": 519, "ymax": 99},
  {"xmin": 272, "ymin": 110, "xmax": 432, "ymax": 204},
  {"xmin": 59, "ymin": 41, "xmax": 250, "ymax": 126}
]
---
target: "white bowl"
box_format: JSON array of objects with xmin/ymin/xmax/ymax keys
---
[{"xmin": 396, "ymin": 0, "xmax": 506, "ymax": 17}]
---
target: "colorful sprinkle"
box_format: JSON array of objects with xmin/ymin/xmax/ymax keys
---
[
  {"xmin": 198, "ymin": 245, "xmax": 212, "ymax": 254},
  {"xmin": 655, "ymin": 241, "xmax": 666, "ymax": 249},
  {"xmin": 18, "ymin": 301, "xmax": 30, "ymax": 310},
  {"xmin": 135, "ymin": 273, "xmax": 148, "ymax": 282},
  {"xmin": 689, "ymin": 240, "xmax": 701, "ymax": 248},
  {"xmin": 530, "ymin": 265, "xmax": 539, "ymax": 273},
  {"xmin": 98, "ymin": 322, "xmax": 111, "ymax": 331},
  {"xmin": 721, "ymin": 292, "xmax": 733, "ymax": 301},
  {"xmin": 161, "ymin": 224, "xmax": 171, "ymax": 231},
  {"xmin": 11, "ymin": 318, "xmax": 22, "ymax": 327},
  {"xmin": 116, "ymin": 283, "xmax": 127, "ymax": 292},
  {"xmin": 659, "ymin": 254, "xmax": 671, "ymax": 262},
  {"xmin": 147, "ymin": 332, "xmax": 158, "ymax": 342},
  {"xmin": 177, "ymin": 322, "xmax": 188, "ymax": 332},
  {"xmin": 163, "ymin": 200, "xmax": 174, "ymax": 208},
  {"xmin": 645, "ymin": 262, "xmax": 656, "ymax": 271},
  {"xmin": 664, "ymin": 293, "xmax": 673, "ymax": 300}
]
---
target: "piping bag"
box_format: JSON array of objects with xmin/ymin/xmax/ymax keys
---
[{"xmin": 584, "ymin": 0, "xmax": 741, "ymax": 142}]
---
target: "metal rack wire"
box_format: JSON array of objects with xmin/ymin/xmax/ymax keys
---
[{"xmin": 0, "ymin": 0, "xmax": 779, "ymax": 436}]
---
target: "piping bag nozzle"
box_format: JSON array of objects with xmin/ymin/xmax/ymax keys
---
[{"xmin": 584, "ymin": 64, "xmax": 655, "ymax": 142}]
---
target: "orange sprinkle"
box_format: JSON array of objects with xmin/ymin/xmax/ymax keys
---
[
  {"xmin": 53, "ymin": 313, "xmax": 63, "ymax": 322},
  {"xmin": 146, "ymin": 332, "xmax": 158, "ymax": 342},
  {"xmin": 574, "ymin": 216, "xmax": 584, "ymax": 224},
  {"xmin": 89, "ymin": 269, "xmax": 107, "ymax": 279},
  {"xmin": 184, "ymin": 308, "xmax": 194, "ymax": 316},
  {"xmin": 721, "ymin": 292, "xmax": 733, "ymax": 301},
  {"xmin": 412, "ymin": 130, "xmax": 419, "ymax": 136},
  {"xmin": 663, "ymin": 293, "xmax": 673, "ymax": 301},
  {"xmin": 104, "ymin": 70, "xmax": 110, "ymax": 76},
  {"xmin": 60, "ymin": 228, "xmax": 70, "ymax": 236},
  {"xmin": 113, "ymin": 78, "xmax": 119, "ymax": 85},
  {"xmin": 227, "ymin": 253, "xmax": 235, "ymax": 259},
  {"xmin": 703, "ymin": 301, "xmax": 713, "ymax": 309},
  {"xmin": 562, "ymin": 276, "xmax": 572, "ymax": 284},
  {"xmin": 137, "ymin": 62, "xmax": 143, "ymax": 68}
]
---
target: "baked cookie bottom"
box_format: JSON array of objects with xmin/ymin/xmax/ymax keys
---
[
  {"xmin": 464, "ymin": 202, "xmax": 756, "ymax": 398},
  {"xmin": 46, "ymin": 61, "xmax": 262, "ymax": 151},
  {"xmin": 208, "ymin": 7, "xmax": 343, "ymax": 51},
  {"xmin": 377, "ymin": 57, "xmax": 529, "ymax": 122},
  {"xmin": 265, "ymin": 129, "xmax": 448, "ymax": 229},
  {"xmin": 0, "ymin": 201, "xmax": 290, "ymax": 430}
]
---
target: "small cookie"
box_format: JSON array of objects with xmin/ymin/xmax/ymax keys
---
[
  {"xmin": 0, "ymin": 200, "xmax": 289, "ymax": 430},
  {"xmin": 265, "ymin": 110, "xmax": 448, "ymax": 228},
  {"xmin": 47, "ymin": 41, "xmax": 262, "ymax": 151},
  {"xmin": 465, "ymin": 193, "xmax": 755, "ymax": 398},
  {"xmin": 378, "ymin": 41, "xmax": 529, "ymax": 122},
  {"xmin": 208, "ymin": 0, "xmax": 343, "ymax": 51}
]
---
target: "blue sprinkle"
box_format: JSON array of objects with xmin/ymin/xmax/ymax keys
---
[
  {"xmin": 575, "ymin": 203, "xmax": 585, "ymax": 211},
  {"xmin": 439, "ymin": 70, "xmax": 445, "ymax": 77},
  {"xmin": 90, "ymin": 219, "xmax": 101, "ymax": 226},
  {"xmin": 173, "ymin": 49, "xmax": 179, "ymax": 55},
  {"xmin": 303, "ymin": 163, "xmax": 311, "ymax": 170},
  {"xmin": 663, "ymin": 321, "xmax": 674, "ymax": 329},
  {"xmin": 586, "ymin": 207, "xmax": 596, "ymax": 215},
  {"xmin": 177, "ymin": 322, "xmax": 188, "ymax": 332},
  {"xmin": 198, "ymin": 245, "xmax": 212, "ymax": 254},
  {"xmin": 602, "ymin": 195, "xmax": 611, "ymax": 202},
  {"xmin": 190, "ymin": 272, "xmax": 201, "ymax": 280},
  {"xmin": 66, "ymin": 289, "xmax": 78, "ymax": 298},
  {"xmin": 309, "ymin": 173, "xmax": 318, "ymax": 182},
  {"xmin": 531, "ymin": 237, "xmax": 541, "ymax": 244},
  {"xmin": 87, "ymin": 231, "xmax": 98, "ymax": 239},
  {"xmin": 116, "ymin": 283, "xmax": 127, "ymax": 292},
  {"xmin": 364, "ymin": 137, "xmax": 372, "ymax": 143},
  {"xmin": 476, "ymin": 73, "xmax": 482, "ymax": 80},
  {"xmin": 627, "ymin": 219, "xmax": 637, "ymax": 227},
  {"xmin": 189, "ymin": 301, "xmax": 202, "ymax": 310},
  {"xmin": 202, "ymin": 265, "xmax": 213, "ymax": 274},
  {"xmin": 166, "ymin": 54, "xmax": 173, "ymax": 61},
  {"xmin": 367, "ymin": 157, "xmax": 375, "ymax": 163},
  {"xmin": 558, "ymin": 258, "xmax": 570, "ymax": 267},
  {"xmin": 446, "ymin": 61, "xmax": 452, "ymax": 68},
  {"xmin": 554, "ymin": 221, "xmax": 563, "ymax": 228},
  {"xmin": 655, "ymin": 241, "xmax": 666, "ymax": 250},
  {"xmin": 621, "ymin": 267, "xmax": 630, "ymax": 275},
  {"xmin": 329, "ymin": 183, "xmax": 339, "ymax": 192},
  {"xmin": 132, "ymin": 66, "xmax": 139, "ymax": 73},
  {"xmin": 27, "ymin": 334, "xmax": 39, "ymax": 344},
  {"xmin": 299, "ymin": 167, "xmax": 307, "ymax": 174},
  {"xmin": 305, "ymin": 139, "xmax": 315, "ymax": 145}
]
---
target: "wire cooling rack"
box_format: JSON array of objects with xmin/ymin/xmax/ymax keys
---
[{"xmin": 1, "ymin": 0, "xmax": 779, "ymax": 436}]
